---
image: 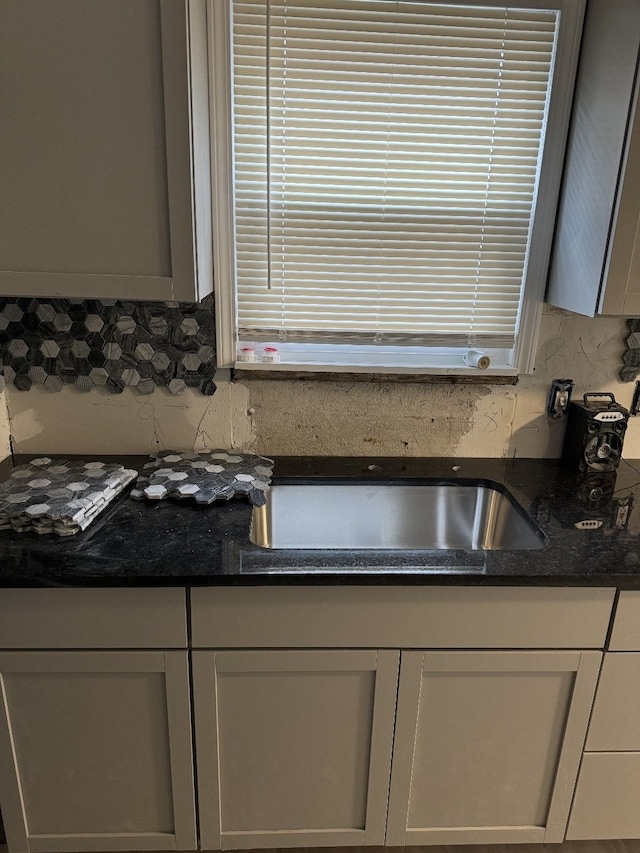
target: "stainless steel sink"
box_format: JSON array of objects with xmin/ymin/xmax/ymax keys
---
[{"xmin": 250, "ymin": 481, "xmax": 546, "ymax": 550}]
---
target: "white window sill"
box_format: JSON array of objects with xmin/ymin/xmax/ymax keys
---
[{"xmin": 234, "ymin": 343, "xmax": 518, "ymax": 376}]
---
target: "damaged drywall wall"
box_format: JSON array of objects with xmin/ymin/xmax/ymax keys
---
[
  {"xmin": 5, "ymin": 307, "xmax": 640, "ymax": 459},
  {"xmin": 242, "ymin": 380, "xmax": 501, "ymax": 457},
  {"xmin": 240, "ymin": 308, "xmax": 640, "ymax": 458}
]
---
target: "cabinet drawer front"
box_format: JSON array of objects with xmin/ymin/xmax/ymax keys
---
[
  {"xmin": 191, "ymin": 586, "xmax": 615, "ymax": 649},
  {"xmin": 567, "ymin": 752, "xmax": 640, "ymax": 840},
  {"xmin": 0, "ymin": 588, "xmax": 187, "ymax": 649},
  {"xmin": 587, "ymin": 653, "xmax": 640, "ymax": 750},
  {"xmin": 610, "ymin": 591, "xmax": 640, "ymax": 649}
]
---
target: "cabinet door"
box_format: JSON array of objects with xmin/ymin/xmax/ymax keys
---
[
  {"xmin": 386, "ymin": 650, "xmax": 601, "ymax": 846},
  {"xmin": 585, "ymin": 653, "xmax": 640, "ymax": 750},
  {"xmin": 0, "ymin": 0, "xmax": 211, "ymax": 302},
  {"xmin": 193, "ymin": 649, "xmax": 399, "ymax": 850},
  {"xmin": 0, "ymin": 652, "xmax": 196, "ymax": 853}
]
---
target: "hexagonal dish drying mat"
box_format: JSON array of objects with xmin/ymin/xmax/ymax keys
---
[
  {"xmin": 130, "ymin": 450, "xmax": 274, "ymax": 506},
  {"xmin": 0, "ymin": 458, "xmax": 138, "ymax": 536}
]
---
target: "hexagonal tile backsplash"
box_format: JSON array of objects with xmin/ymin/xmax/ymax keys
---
[{"xmin": 0, "ymin": 296, "xmax": 216, "ymax": 395}]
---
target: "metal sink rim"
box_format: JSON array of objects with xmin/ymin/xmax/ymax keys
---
[{"xmin": 250, "ymin": 477, "xmax": 548, "ymax": 552}]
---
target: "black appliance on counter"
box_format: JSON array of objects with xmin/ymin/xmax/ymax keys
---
[{"xmin": 561, "ymin": 393, "xmax": 629, "ymax": 472}]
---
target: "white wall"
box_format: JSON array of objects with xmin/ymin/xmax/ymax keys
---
[{"xmin": 5, "ymin": 308, "xmax": 638, "ymax": 459}]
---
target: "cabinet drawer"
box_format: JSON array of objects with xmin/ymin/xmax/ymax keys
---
[
  {"xmin": 191, "ymin": 586, "xmax": 615, "ymax": 649},
  {"xmin": 0, "ymin": 588, "xmax": 187, "ymax": 649},
  {"xmin": 610, "ymin": 591, "xmax": 640, "ymax": 649},
  {"xmin": 567, "ymin": 752, "xmax": 640, "ymax": 840},
  {"xmin": 586, "ymin": 653, "xmax": 640, "ymax": 750}
]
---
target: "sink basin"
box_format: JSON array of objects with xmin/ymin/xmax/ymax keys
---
[{"xmin": 250, "ymin": 480, "xmax": 546, "ymax": 551}]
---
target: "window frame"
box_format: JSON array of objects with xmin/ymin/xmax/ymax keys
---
[{"xmin": 208, "ymin": 0, "xmax": 586, "ymax": 376}]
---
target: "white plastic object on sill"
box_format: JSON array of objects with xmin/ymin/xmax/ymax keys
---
[
  {"xmin": 238, "ymin": 346, "xmax": 256, "ymax": 362},
  {"xmin": 261, "ymin": 346, "xmax": 280, "ymax": 363},
  {"xmin": 463, "ymin": 349, "xmax": 491, "ymax": 369}
]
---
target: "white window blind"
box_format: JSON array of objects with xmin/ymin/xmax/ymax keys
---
[{"xmin": 231, "ymin": 0, "xmax": 560, "ymax": 357}]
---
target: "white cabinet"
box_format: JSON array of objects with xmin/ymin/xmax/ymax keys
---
[
  {"xmin": 189, "ymin": 585, "xmax": 615, "ymax": 650},
  {"xmin": 190, "ymin": 586, "xmax": 614, "ymax": 850},
  {"xmin": 0, "ymin": 584, "xmax": 619, "ymax": 852},
  {"xmin": 566, "ymin": 652, "xmax": 640, "ymax": 840},
  {"xmin": 0, "ymin": 652, "xmax": 196, "ymax": 853},
  {"xmin": 193, "ymin": 650, "xmax": 398, "ymax": 850},
  {"xmin": 387, "ymin": 650, "xmax": 601, "ymax": 845},
  {"xmin": 568, "ymin": 592, "xmax": 640, "ymax": 840},
  {"xmin": 190, "ymin": 646, "xmax": 602, "ymax": 850},
  {"xmin": 0, "ymin": 0, "xmax": 211, "ymax": 302},
  {"xmin": 547, "ymin": 0, "xmax": 640, "ymax": 316},
  {"xmin": 0, "ymin": 589, "xmax": 196, "ymax": 853}
]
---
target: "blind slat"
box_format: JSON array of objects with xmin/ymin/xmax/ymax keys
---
[{"xmin": 233, "ymin": 0, "xmax": 559, "ymax": 346}]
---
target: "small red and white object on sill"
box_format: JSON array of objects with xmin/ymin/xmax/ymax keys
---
[
  {"xmin": 261, "ymin": 346, "xmax": 280, "ymax": 363},
  {"xmin": 237, "ymin": 345, "xmax": 280, "ymax": 364},
  {"xmin": 237, "ymin": 345, "xmax": 257, "ymax": 362}
]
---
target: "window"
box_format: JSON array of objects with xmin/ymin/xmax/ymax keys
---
[{"xmin": 210, "ymin": 0, "xmax": 585, "ymax": 374}]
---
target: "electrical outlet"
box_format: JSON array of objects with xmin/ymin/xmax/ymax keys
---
[{"xmin": 547, "ymin": 378, "xmax": 574, "ymax": 419}]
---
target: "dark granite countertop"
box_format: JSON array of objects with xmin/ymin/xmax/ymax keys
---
[{"xmin": 0, "ymin": 454, "xmax": 639, "ymax": 588}]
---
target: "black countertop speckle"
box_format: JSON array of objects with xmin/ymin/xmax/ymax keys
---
[{"xmin": 0, "ymin": 454, "xmax": 639, "ymax": 588}]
